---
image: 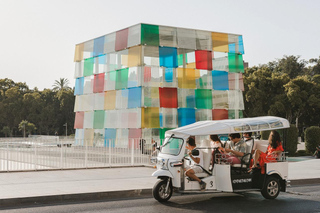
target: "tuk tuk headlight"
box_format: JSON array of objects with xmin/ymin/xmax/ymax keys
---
[{"xmin": 157, "ymin": 158, "xmax": 168, "ymax": 170}]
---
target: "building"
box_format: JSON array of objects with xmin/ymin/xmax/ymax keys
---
[{"xmin": 73, "ymin": 23, "xmax": 245, "ymax": 147}]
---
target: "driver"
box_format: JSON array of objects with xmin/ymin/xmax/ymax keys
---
[{"xmin": 185, "ymin": 137, "xmax": 207, "ymax": 191}]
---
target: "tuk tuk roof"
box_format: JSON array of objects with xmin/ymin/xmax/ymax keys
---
[{"xmin": 166, "ymin": 116, "xmax": 290, "ymax": 137}]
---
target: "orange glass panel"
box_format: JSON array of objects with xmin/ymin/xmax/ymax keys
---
[
  {"xmin": 104, "ymin": 91, "xmax": 116, "ymax": 110},
  {"xmin": 74, "ymin": 43, "xmax": 84, "ymax": 62},
  {"xmin": 212, "ymin": 32, "xmax": 229, "ymax": 52},
  {"xmin": 177, "ymin": 68, "xmax": 199, "ymax": 89},
  {"xmin": 128, "ymin": 46, "xmax": 142, "ymax": 67}
]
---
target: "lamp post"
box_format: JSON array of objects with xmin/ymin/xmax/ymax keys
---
[{"xmin": 63, "ymin": 123, "xmax": 67, "ymax": 137}]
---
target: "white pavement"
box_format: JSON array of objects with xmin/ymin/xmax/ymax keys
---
[{"xmin": 0, "ymin": 157, "xmax": 319, "ymax": 202}]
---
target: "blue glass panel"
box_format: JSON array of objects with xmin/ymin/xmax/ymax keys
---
[
  {"xmin": 212, "ymin": 71, "xmax": 229, "ymax": 90},
  {"xmin": 186, "ymin": 95, "xmax": 196, "ymax": 108},
  {"xmin": 178, "ymin": 108, "xmax": 195, "ymax": 127},
  {"xmin": 159, "ymin": 47, "xmax": 178, "ymax": 68},
  {"xmin": 98, "ymin": 54, "xmax": 106, "ymax": 64},
  {"xmin": 238, "ymin": 36, "xmax": 244, "ymax": 54},
  {"xmin": 159, "ymin": 113, "xmax": 163, "ymax": 128},
  {"xmin": 93, "ymin": 36, "xmax": 105, "ymax": 57},
  {"xmin": 122, "ymin": 88, "xmax": 129, "ymax": 97},
  {"xmin": 164, "ymin": 68, "xmax": 173, "ymax": 82},
  {"xmin": 228, "ymin": 43, "xmax": 236, "ymax": 53},
  {"xmin": 74, "ymin": 77, "xmax": 84, "ymax": 95},
  {"xmin": 128, "ymin": 87, "xmax": 142, "ymax": 108},
  {"xmin": 105, "ymin": 128, "xmax": 117, "ymax": 147}
]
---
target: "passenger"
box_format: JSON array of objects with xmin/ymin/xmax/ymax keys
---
[
  {"xmin": 210, "ymin": 135, "xmax": 222, "ymax": 168},
  {"xmin": 218, "ymin": 133, "xmax": 246, "ymax": 165},
  {"xmin": 243, "ymin": 132, "xmax": 254, "ymax": 154},
  {"xmin": 185, "ymin": 137, "xmax": 207, "ymax": 191},
  {"xmin": 251, "ymin": 130, "xmax": 284, "ymax": 174}
]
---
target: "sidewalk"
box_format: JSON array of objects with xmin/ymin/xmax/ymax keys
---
[{"xmin": 0, "ymin": 157, "xmax": 319, "ymax": 207}]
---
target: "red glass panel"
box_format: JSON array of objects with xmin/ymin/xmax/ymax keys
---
[
  {"xmin": 195, "ymin": 50, "xmax": 212, "ymax": 70},
  {"xmin": 144, "ymin": 66, "xmax": 152, "ymax": 82},
  {"xmin": 115, "ymin": 28, "xmax": 129, "ymax": 51},
  {"xmin": 159, "ymin": 87, "xmax": 178, "ymax": 108},
  {"xmin": 93, "ymin": 73, "xmax": 105, "ymax": 93},
  {"xmin": 212, "ymin": 109, "xmax": 228, "ymax": 120},
  {"xmin": 74, "ymin": 111, "xmax": 84, "ymax": 129}
]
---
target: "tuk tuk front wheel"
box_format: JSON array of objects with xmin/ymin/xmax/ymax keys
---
[
  {"xmin": 261, "ymin": 176, "xmax": 280, "ymax": 199},
  {"xmin": 153, "ymin": 179, "xmax": 173, "ymax": 202}
]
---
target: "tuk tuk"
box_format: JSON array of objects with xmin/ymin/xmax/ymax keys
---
[{"xmin": 151, "ymin": 116, "xmax": 290, "ymax": 202}]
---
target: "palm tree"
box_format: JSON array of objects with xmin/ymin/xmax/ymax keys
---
[{"xmin": 52, "ymin": 78, "xmax": 71, "ymax": 91}]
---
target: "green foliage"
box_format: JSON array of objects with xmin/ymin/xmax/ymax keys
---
[
  {"xmin": 304, "ymin": 126, "xmax": 320, "ymax": 153},
  {"xmin": 285, "ymin": 125, "xmax": 298, "ymax": 155},
  {"xmin": 0, "ymin": 78, "xmax": 75, "ymax": 137},
  {"xmin": 260, "ymin": 131, "xmax": 271, "ymax": 140}
]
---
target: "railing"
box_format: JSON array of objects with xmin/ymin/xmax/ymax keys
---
[{"xmin": 0, "ymin": 137, "xmax": 155, "ymax": 172}]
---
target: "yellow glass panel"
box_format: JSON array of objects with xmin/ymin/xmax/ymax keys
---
[
  {"xmin": 186, "ymin": 62, "xmax": 196, "ymax": 69},
  {"xmin": 177, "ymin": 68, "xmax": 199, "ymax": 89},
  {"xmin": 74, "ymin": 43, "xmax": 84, "ymax": 62},
  {"xmin": 84, "ymin": 129, "xmax": 94, "ymax": 146},
  {"xmin": 141, "ymin": 107, "xmax": 160, "ymax": 128},
  {"xmin": 121, "ymin": 53, "xmax": 128, "ymax": 68},
  {"xmin": 212, "ymin": 32, "xmax": 229, "ymax": 52},
  {"xmin": 150, "ymin": 87, "xmax": 159, "ymax": 98},
  {"xmin": 104, "ymin": 91, "xmax": 116, "ymax": 110},
  {"xmin": 128, "ymin": 46, "xmax": 142, "ymax": 67}
]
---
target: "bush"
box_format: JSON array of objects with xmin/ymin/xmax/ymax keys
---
[
  {"xmin": 304, "ymin": 126, "xmax": 320, "ymax": 153},
  {"xmin": 285, "ymin": 125, "xmax": 298, "ymax": 155}
]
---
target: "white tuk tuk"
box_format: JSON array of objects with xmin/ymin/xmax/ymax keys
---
[{"xmin": 151, "ymin": 116, "xmax": 290, "ymax": 202}]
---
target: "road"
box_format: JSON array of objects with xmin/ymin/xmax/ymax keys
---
[{"xmin": 1, "ymin": 185, "xmax": 320, "ymax": 213}]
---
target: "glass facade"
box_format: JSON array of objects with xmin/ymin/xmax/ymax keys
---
[{"xmin": 73, "ymin": 23, "xmax": 245, "ymax": 147}]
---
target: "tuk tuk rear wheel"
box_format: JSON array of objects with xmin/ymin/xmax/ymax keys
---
[
  {"xmin": 261, "ymin": 176, "xmax": 280, "ymax": 199},
  {"xmin": 153, "ymin": 179, "xmax": 173, "ymax": 202}
]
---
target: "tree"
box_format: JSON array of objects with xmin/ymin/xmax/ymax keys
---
[
  {"xmin": 284, "ymin": 76, "xmax": 320, "ymax": 129},
  {"xmin": 18, "ymin": 120, "xmax": 36, "ymax": 137},
  {"xmin": 270, "ymin": 55, "xmax": 307, "ymax": 79},
  {"xmin": 52, "ymin": 78, "xmax": 71, "ymax": 91},
  {"xmin": 1, "ymin": 126, "xmax": 10, "ymax": 137},
  {"xmin": 18, "ymin": 120, "xmax": 29, "ymax": 138}
]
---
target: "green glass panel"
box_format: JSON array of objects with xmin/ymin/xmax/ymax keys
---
[
  {"xmin": 115, "ymin": 68, "xmax": 129, "ymax": 90},
  {"xmin": 83, "ymin": 57, "xmax": 94, "ymax": 76},
  {"xmin": 144, "ymin": 97, "xmax": 152, "ymax": 107},
  {"xmin": 195, "ymin": 89, "xmax": 212, "ymax": 109},
  {"xmin": 228, "ymin": 53, "xmax": 244, "ymax": 73},
  {"xmin": 141, "ymin": 24, "xmax": 159, "ymax": 46},
  {"xmin": 159, "ymin": 128, "xmax": 173, "ymax": 145},
  {"xmin": 93, "ymin": 110, "xmax": 105, "ymax": 129},
  {"xmin": 178, "ymin": 54, "xmax": 187, "ymax": 66},
  {"xmin": 228, "ymin": 110, "xmax": 243, "ymax": 119}
]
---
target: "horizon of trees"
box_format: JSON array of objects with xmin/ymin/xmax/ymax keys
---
[
  {"xmin": 0, "ymin": 55, "xmax": 319, "ymax": 137},
  {"xmin": 0, "ymin": 78, "xmax": 74, "ymax": 137}
]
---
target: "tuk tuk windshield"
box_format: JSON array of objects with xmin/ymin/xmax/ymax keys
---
[{"xmin": 161, "ymin": 137, "xmax": 184, "ymax": 156}]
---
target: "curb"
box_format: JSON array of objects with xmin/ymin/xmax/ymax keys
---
[
  {"xmin": 1, "ymin": 178, "xmax": 320, "ymax": 208},
  {"xmin": 0, "ymin": 189, "xmax": 152, "ymax": 208},
  {"xmin": 289, "ymin": 178, "xmax": 320, "ymax": 186}
]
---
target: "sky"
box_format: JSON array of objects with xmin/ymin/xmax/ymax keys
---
[{"xmin": 0, "ymin": 0, "xmax": 319, "ymax": 90}]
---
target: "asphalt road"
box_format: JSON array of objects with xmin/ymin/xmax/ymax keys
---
[{"xmin": 1, "ymin": 185, "xmax": 320, "ymax": 213}]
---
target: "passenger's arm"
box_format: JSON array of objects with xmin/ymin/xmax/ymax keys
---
[{"xmin": 189, "ymin": 152, "xmax": 200, "ymax": 164}]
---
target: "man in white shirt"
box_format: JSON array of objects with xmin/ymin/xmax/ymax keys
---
[{"xmin": 185, "ymin": 137, "xmax": 206, "ymax": 191}]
